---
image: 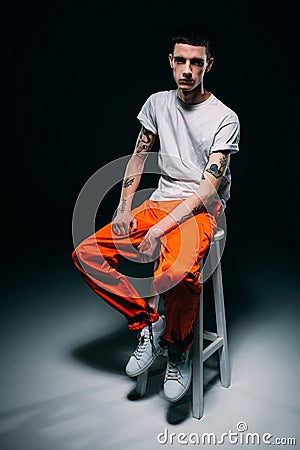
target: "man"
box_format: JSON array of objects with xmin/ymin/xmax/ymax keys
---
[{"xmin": 72, "ymin": 23, "xmax": 240, "ymax": 402}]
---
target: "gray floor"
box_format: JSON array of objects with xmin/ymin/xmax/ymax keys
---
[{"xmin": 1, "ymin": 252, "xmax": 299, "ymax": 450}]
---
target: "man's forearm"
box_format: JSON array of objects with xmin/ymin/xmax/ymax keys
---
[
  {"xmin": 117, "ymin": 126, "xmax": 156, "ymax": 213},
  {"xmin": 151, "ymin": 152, "xmax": 229, "ymax": 236},
  {"xmin": 151, "ymin": 161, "xmax": 225, "ymax": 237},
  {"xmin": 149, "ymin": 190, "xmax": 208, "ymax": 237},
  {"xmin": 117, "ymin": 155, "xmax": 145, "ymax": 211}
]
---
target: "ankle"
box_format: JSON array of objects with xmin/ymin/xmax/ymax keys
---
[{"xmin": 152, "ymin": 315, "xmax": 165, "ymax": 333}]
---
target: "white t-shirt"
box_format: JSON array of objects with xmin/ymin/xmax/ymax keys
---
[{"xmin": 137, "ymin": 89, "xmax": 240, "ymax": 205}]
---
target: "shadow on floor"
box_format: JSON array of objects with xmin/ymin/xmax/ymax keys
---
[
  {"xmin": 126, "ymin": 358, "xmax": 221, "ymax": 425},
  {"xmin": 72, "ymin": 327, "xmax": 222, "ymax": 425},
  {"xmin": 71, "ymin": 327, "xmax": 138, "ymax": 376}
]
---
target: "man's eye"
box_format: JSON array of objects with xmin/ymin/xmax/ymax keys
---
[
  {"xmin": 192, "ymin": 60, "xmax": 204, "ymax": 66},
  {"xmin": 174, "ymin": 58, "xmax": 185, "ymax": 64}
]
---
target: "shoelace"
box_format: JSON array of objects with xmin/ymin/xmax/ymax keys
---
[
  {"xmin": 165, "ymin": 348, "xmax": 189, "ymax": 384},
  {"xmin": 133, "ymin": 325, "xmax": 157, "ymax": 360},
  {"xmin": 133, "ymin": 334, "xmax": 148, "ymax": 360},
  {"xmin": 147, "ymin": 322, "xmax": 157, "ymax": 355},
  {"xmin": 165, "ymin": 361, "xmax": 183, "ymax": 381}
]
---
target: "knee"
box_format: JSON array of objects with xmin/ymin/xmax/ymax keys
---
[
  {"xmin": 72, "ymin": 245, "xmax": 86, "ymax": 268},
  {"xmin": 72, "ymin": 237, "xmax": 103, "ymax": 270},
  {"xmin": 72, "ymin": 248, "xmax": 78, "ymax": 265},
  {"xmin": 153, "ymin": 266, "xmax": 186, "ymax": 293},
  {"xmin": 72, "ymin": 242, "xmax": 86, "ymax": 271}
]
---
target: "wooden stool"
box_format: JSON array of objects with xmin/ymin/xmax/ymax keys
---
[{"xmin": 135, "ymin": 227, "xmax": 231, "ymax": 420}]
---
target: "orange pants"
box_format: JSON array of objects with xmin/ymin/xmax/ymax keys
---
[{"xmin": 72, "ymin": 199, "xmax": 217, "ymax": 351}]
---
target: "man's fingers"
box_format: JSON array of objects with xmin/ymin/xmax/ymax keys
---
[
  {"xmin": 112, "ymin": 220, "xmax": 132, "ymax": 236},
  {"xmin": 130, "ymin": 218, "xmax": 138, "ymax": 231},
  {"xmin": 112, "ymin": 224, "xmax": 126, "ymax": 236},
  {"xmin": 112, "ymin": 224, "xmax": 120, "ymax": 235},
  {"xmin": 140, "ymin": 252, "xmax": 151, "ymax": 263},
  {"xmin": 119, "ymin": 225, "xmax": 127, "ymax": 235},
  {"xmin": 138, "ymin": 241, "xmax": 150, "ymax": 252},
  {"xmin": 137, "ymin": 240, "xmax": 144, "ymax": 251}
]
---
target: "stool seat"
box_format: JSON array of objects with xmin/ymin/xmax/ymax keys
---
[{"xmin": 213, "ymin": 227, "xmax": 225, "ymax": 241}]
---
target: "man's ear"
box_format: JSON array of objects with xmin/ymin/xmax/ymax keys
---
[
  {"xmin": 205, "ymin": 57, "xmax": 214, "ymax": 73},
  {"xmin": 168, "ymin": 53, "xmax": 174, "ymax": 68}
]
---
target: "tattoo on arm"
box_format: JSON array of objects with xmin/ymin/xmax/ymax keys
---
[
  {"xmin": 135, "ymin": 151, "xmax": 148, "ymax": 160},
  {"xmin": 138, "ymin": 126, "xmax": 152, "ymax": 145},
  {"xmin": 177, "ymin": 205, "xmax": 204, "ymax": 225},
  {"xmin": 122, "ymin": 177, "xmax": 135, "ymax": 188},
  {"xmin": 192, "ymin": 205, "xmax": 204, "ymax": 214},
  {"xmin": 120, "ymin": 199, "xmax": 126, "ymax": 213},
  {"xmin": 205, "ymin": 154, "xmax": 229, "ymax": 179},
  {"xmin": 134, "ymin": 126, "xmax": 155, "ymax": 159}
]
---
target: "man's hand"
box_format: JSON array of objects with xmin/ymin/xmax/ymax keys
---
[
  {"xmin": 112, "ymin": 207, "xmax": 138, "ymax": 236},
  {"xmin": 137, "ymin": 228, "xmax": 164, "ymax": 263}
]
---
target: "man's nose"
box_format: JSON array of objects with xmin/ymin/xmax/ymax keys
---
[{"xmin": 183, "ymin": 60, "xmax": 192, "ymax": 77}]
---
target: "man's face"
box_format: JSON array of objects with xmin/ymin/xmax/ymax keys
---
[{"xmin": 169, "ymin": 43, "xmax": 214, "ymax": 91}]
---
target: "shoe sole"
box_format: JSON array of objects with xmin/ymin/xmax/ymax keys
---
[
  {"xmin": 163, "ymin": 364, "xmax": 192, "ymax": 402},
  {"xmin": 125, "ymin": 347, "xmax": 164, "ymax": 377}
]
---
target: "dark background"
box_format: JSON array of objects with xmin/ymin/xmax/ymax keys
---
[
  {"xmin": 0, "ymin": 1, "xmax": 300, "ymax": 446},
  {"xmin": 1, "ymin": 0, "xmax": 299, "ymax": 282}
]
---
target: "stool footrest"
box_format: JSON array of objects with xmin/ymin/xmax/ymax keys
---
[
  {"xmin": 203, "ymin": 330, "xmax": 218, "ymax": 341},
  {"xmin": 202, "ymin": 336, "xmax": 223, "ymax": 362}
]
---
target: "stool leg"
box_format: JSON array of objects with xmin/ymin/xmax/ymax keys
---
[
  {"xmin": 136, "ymin": 370, "xmax": 149, "ymax": 397},
  {"xmin": 192, "ymin": 281, "xmax": 204, "ymax": 419},
  {"xmin": 135, "ymin": 283, "xmax": 159, "ymax": 397},
  {"xmin": 212, "ymin": 240, "xmax": 231, "ymax": 388}
]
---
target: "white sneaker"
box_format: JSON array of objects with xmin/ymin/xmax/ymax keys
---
[
  {"xmin": 125, "ymin": 316, "xmax": 166, "ymax": 377},
  {"xmin": 163, "ymin": 347, "xmax": 192, "ymax": 402}
]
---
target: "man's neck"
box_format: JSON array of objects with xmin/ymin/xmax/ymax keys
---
[{"xmin": 177, "ymin": 87, "xmax": 211, "ymax": 105}]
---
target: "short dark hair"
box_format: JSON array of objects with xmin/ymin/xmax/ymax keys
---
[{"xmin": 170, "ymin": 23, "xmax": 212, "ymax": 59}]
